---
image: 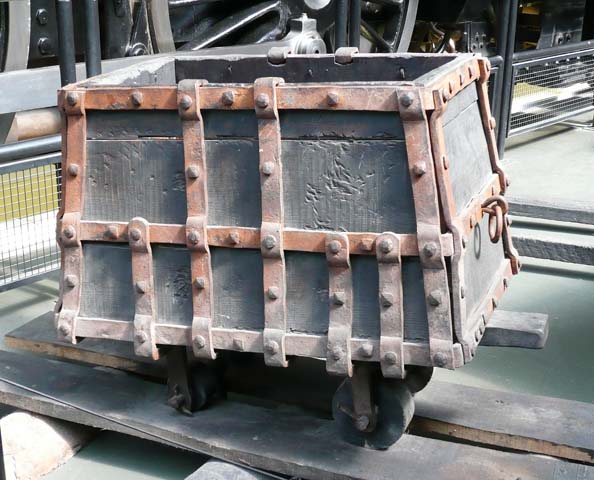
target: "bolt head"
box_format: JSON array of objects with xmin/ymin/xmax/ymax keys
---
[
  {"xmin": 428, "ymin": 290, "xmax": 442, "ymax": 307},
  {"xmin": 468, "ymin": 66, "xmax": 474, "ymax": 78},
  {"xmin": 135, "ymin": 331, "xmax": 148, "ymax": 344},
  {"xmin": 475, "ymin": 329, "xmax": 481, "ymax": 342},
  {"xmin": 262, "ymin": 161, "xmax": 275, "ymax": 176},
  {"xmin": 442, "ymin": 155, "xmax": 449, "ymax": 170},
  {"xmin": 193, "ymin": 335, "xmax": 206, "ymax": 349},
  {"xmin": 503, "ymin": 277, "xmax": 509, "ymax": 289},
  {"xmin": 106, "ymin": 225, "xmax": 119, "ymax": 239},
  {"xmin": 505, "ymin": 177, "xmax": 511, "ymax": 187},
  {"xmin": 63, "ymin": 225, "xmax": 76, "ymax": 239},
  {"xmin": 460, "ymin": 285, "xmax": 466, "ymax": 299},
  {"xmin": 131, "ymin": 91, "xmax": 143, "ymax": 107},
  {"xmin": 36, "ymin": 8, "xmax": 49, "ymax": 25},
  {"xmin": 265, "ymin": 340, "xmax": 279, "ymax": 355},
  {"xmin": 328, "ymin": 240, "xmax": 341, "ymax": 255},
  {"xmin": 267, "ymin": 286, "xmax": 280, "ymax": 300},
  {"xmin": 58, "ymin": 324, "xmax": 71, "ymax": 337},
  {"xmin": 384, "ymin": 351, "xmax": 398, "ymax": 365},
  {"xmin": 378, "ymin": 238, "xmax": 393, "ymax": 254},
  {"xmin": 256, "ymin": 93, "xmax": 269, "ymax": 109},
  {"xmin": 67, "ymin": 164, "xmax": 79, "ymax": 177},
  {"xmin": 380, "ymin": 291, "xmax": 394, "ymax": 308},
  {"xmin": 38, "ymin": 37, "xmax": 53, "ymax": 55},
  {"xmin": 441, "ymin": 89, "xmax": 449, "ymax": 103},
  {"xmin": 135, "ymin": 281, "xmax": 148, "ymax": 294},
  {"xmin": 327, "ymin": 92, "xmax": 339, "ymax": 106},
  {"xmin": 221, "ymin": 90, "xmax": 235, "ymax": 106},
  {"xmin": 423, "ymin": 242, "xmax": 437, "ymax": 258},
  {"xmin": 433, "ymin": 352, "xmax": 447, "ymax": 367},
  {"xmin": 459, "ymin": 73, "xmax": 465, "ymax": 85},
  {"xmin": 332, "ymin": 291, "xmax": 346, "ymax": 306},
  {"xmin": 462, "ymin": 236, "xmax": 468, "ymax": 248},
  {"xmin": 359, "ymin": 343, "xmax": 374, "ymax": 358},
  {"xmin": 228, "ymin": 231, "xmax": 240, "ymax": 245},
  {"xmin": 400, "ymin": 93, "xmax": 414, "ymax": 107},
  {"xmin": 262, "ymin": 235, "xmax": 276, "ymax": 250},
  {"xmin": 448, "ymin": 80, "xmax": 455, "ymax": 94},
  {"xmin": 412, "ymin": 162, "xmax": 427, "ymax": 176},
  {"xmin": 331, "ymin": 346, "xmax": 343, "ymax": 361},
  {"xmin": 188, "ymin": 230, "xmax": 200, "ymax": 245},
  {"xmin": 186, "ymin": 165, "xmax": 200, "ymax": 179},
  {"xmin": 492, "ymin": 297, "xmax": 498, "ymax": 308},
  {"xmin": 66, "ymin": 92, "xmax": 78, "ymax": 107},
  {"xmin": 194, "ymin": 277, "xmax": 206, "ymax": 289},
  {"xmin": 129, "ymin": 228, "xmax": 141, "ymax": 242},
  {"xmin": 64, "ymin": 274, "xmax": 78, "ymax": 288},
  {"xmin": 470, "ymin": 216, "xmax": 476, "ymax": 228},
  {"xmin": 179, "ymin": 95, "xmax": 193, "ymax": 110}
]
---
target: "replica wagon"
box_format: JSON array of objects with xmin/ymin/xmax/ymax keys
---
[{"xmin": 56, "ymin": 49, "xmax": 520, "ymax": 448}]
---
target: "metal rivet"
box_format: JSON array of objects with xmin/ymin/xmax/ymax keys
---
[
  {"xmin": 433, "ymin": 352, "xmax": 447, "ymax": 367},
  {"xmin": 106, "ymin": 225, "xmax": 118, "ymax": 239},
  {"xmin": 441, "ymin": 89, "xmax": 449, "ymax": 103},
  {"xmin": 479, "ymin": 321, "xmax": 486, "ymax": 334},
  {"xmin": 505, "ymin": 177, "xmax": 511, "ymax": 187},
  {"xmin": 412, "ymin": 162, "xmax": 426, "ymax": 176},
  {"xmin": 423, "ymin": 242, "xmax": 437, "ymax": 258},
  {"xmin": 262, "ymin": 161, "xmax": 275, "ymax": 176},
  {"xmin": 481, "ymin": 314, "xmax": 487, "ymax": 326},
  {"xmin": 332, "ymin": 292, "xmax": 345, "ymax": 306},
  {"xmin": 462, "ymin": 236, "xmax": 468, "ymax": 248},
  {"xmin": 469, "ymin": 346, "xmax": 476, "ymax": 358},
  {"xmin": 384, "ymin": 351, "xmax": 398, "ymax": 365},
  {"xmin": 262, "ymin": 235, "xmax": 276, "ymax": 250},
  {"xmin": 186, "ymin": 165, "xmax": 200, "ymax": 179},
  {"xmin": 328, "ymin": 240, "xmax": 341, "ymax": 255},
  {"xmin": 129, "ymin": 228, "xmax": 141, "ymax": 241},
  {"xmin": 36, "ymin": 8, "xmax": 49, "ymax": 25},
  {"xmin": 67, "ymin": 164, "xmax": 79, "ymax": 176},
  {"xmin": 194, "ymin": 277, "xmax": 206, "ymax": 289},
  {"xmin": 460, "ymin": 285, "xmax": 466, "ymax": 299},
  {"xmin": 221, "ymin": 90, "xmax": 235, "ymax": 106},
  {"xmin": 503, "ymin": 278, "xmax": 509, "ymax": 289},
  {"xmin": 489, "ymin": 117, "xmax": 497, "ymax": 130},
  {"xmin": 267, "ymin": 286, "xmax": 280, "ymax": 300},
  {"xmin": 327, "ymin": 92, "xmax": 339, "ymax": 106},
  {"xmin": 442, "ymin": 155, "xmax": 449, "ymax": 170},
  {"xmin": 63, "ymin": 225, "xmax": 76, "ymax": 239},
  {"xmin": 492, "ymin": 297, "xmax": 498, "ymax": 308},
  {"xmin": 233, "ymin": 338, "xmax": 244, "ymax": 351},
  {"xmin": 468, "ymin": 66, "xmax": 474, "ymax": 78},
  {"xmin": 378, "ymin": 238, "xmax": 393, "ymax": 254},
  {"xmin": 66, "ymin": 92, "xmax": 78, "ymax": 106},
  {"xmin": 470, "ymin": 216, "xmax": 476, "ymax": 228},
  {"xmin": 180, "ymin": 95, "xmax": 193, "ymax": 110},
  {"xmin": 331, "ymin": 346, "xmax": 343, "ymax": 361},
  {"xmin": 400, "ymin": 93, "xmax": 414, "ymax": 107},
  {"xmin": 475, "ymin": 330, "xmax": 481, "ymax": 342},
  {"xmin": 459, "ymin": 73, "xmax": 465, "ymax": 85},
  {"xmin": 64, "ymin": 274, "xmax": 78, "ymax": 288},
  {"xmin": 193, "ymin": 335, "xmax": 206, "ymax": 349},
  {"xmin": 58, "ymin": 324, "xmax": 70, "ymax": 337},
  {"xmin": 188, "ymin": 230, "xmax": 200, "ymax": 245},
  {"xmin": 265, "ymin": 340, "xmax": 279, "ymax": 355},
  {"xmin": 380, "ymin": 292, "xmax": 393, "ymax": 308},
  {"xmin": 256, "ymin": 93, "xmax": 269, "ymax": 108},
  {"xmin": 428, "ymin": 290, "xmax": 442, "ymax": 306},
  {"xmin": 359, "ymin": 343, "xmax": 374, "ymax": 358},
  {"xmin": 131, "ymin": 91, "xmax": 143, "ymax": 107},
  {"xmin": 448, "ymin": 80, "xmax": 455, "ymax": 94},
  {"xmin": 228, "ymin": 231, "xmax": 240, "ymax": 245},
  {"xmin": 135, "ymin": 281, "xmax": 148, "ymax": 294},
  {"xmin": 135, "ymin": 331, "xmax": 148, "ymax": 344}
]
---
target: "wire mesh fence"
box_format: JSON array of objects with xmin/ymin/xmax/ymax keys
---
[{"xmin": 0, "ymin": 153, "xmax": 61, "ymax": 290}]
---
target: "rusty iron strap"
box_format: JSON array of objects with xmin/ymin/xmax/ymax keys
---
[
  {"xmin": 178, "ymin": 79, "xmax": 216, "ymax": 360},
  {"xmin": 255, "ymin": 77, "xmax": 289, "ymax": 368},
  {"xmin": 398, "ymin": 88, "xmax": 455, "ymax": 370}
]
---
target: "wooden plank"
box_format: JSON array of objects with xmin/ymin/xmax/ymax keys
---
[
  {"xmin": 0, "ymin": 350, "xmax": 590, "ymax": 480},
  {"xmin": 480, "ymin": 311, "xmax": 549, "ymax": 348},
  {"xmin": 508, "ymin": 198, "xmax": 594, "ymax": 226},
  {"xmin": 514, "ymin": 234, "xmax": 594, "ymax": 266}
]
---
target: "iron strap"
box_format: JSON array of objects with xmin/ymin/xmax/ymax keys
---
[
  {"xmin": 178, "ymin": 80, "xmax": 216, "ymax": 360},
  {"xmin": 255, "ymin": 78, "xmax": 288, "ymax": 368}
]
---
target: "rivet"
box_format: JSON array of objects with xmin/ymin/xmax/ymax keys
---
[
  {"xmin": 129, "ymin": 228, "xmax": 141, "ymax": 241},
  {"xmin": 233, "ymin": 338, "xmax": 244, "ymax": 351},
  {"xmin": 228, "ymin": 231, "xmax": 240, "ymax": 245},
  {"xmin": 194, "ymin": 277, "xmax": 206, "ymax": 289},
  {"xmin": 262, "ymin": 161, "xmax": 275, "ymax": 176},
  {"xmin": 481, "ymin": 314, "xmax": 487, "ymax": 326},
  {"xmin": 380, "ymin": 291, "xmax": 394, "ymax": 308},
  {"xmin": 265, "ymin": 340, "xmax": 279, "ymax": 355},
  {"xmin": 378, "ymin": 238, "xmax": 393, "ymax": 254},
  {"xmin": 441, "ymin": 89, "xmax": 449, "ymax": 103},
  {"xmin": 256, "ymin": 93, "xmax": 269, "ymax": 108},
  {"xmin": 433, "ymin": 352, "xmax": 447, "ymax": 367},
  {"xmin": 359, "ymin": 343, "xmax": 374, "ymax": 358},
  {"xmin": 503, "ymin": 278, "xmax": 509, "ymax": 289},
  {"xmin": 135, "ymin": 331, "xmax": 148, "ymax": 344},
  {"xmin": 442, "ymin": 155, "xmax": 449, "ymax": 170},
  {"xmin": 332, "ymin": 292, "xmax": 345, "ymax": 306},
  {"xmin": 36, "ymin": 8, "xmax": 49, "ymax": 25},
  {"xmin": 193, "ymin": 335, "xmax": 206, "ymax": 349},
  {"xmin": 186, "ymin": 165, "xmax": 200, "ymax": 179},
  {"xmin": 400, "ymin": 93, "xmax": 414, "ymax": 107},
  {"xmin": 63, "ymin": 225, "xmax": 76, "ymax": 239},
  {"xmin": 428, "ymin": 290, "xmax": 442, "ymax": 307},
  {"xmin": 66, "ymin": 92, "xmax": 78, "ymax": 106},
  {"xmin": 468, "ymin": 66, "xmax": 474, "ymax": 78},
  {"xmin": 469, "ymin": 346, "xmax": 476, "ymax": 358},
  {"xmin": 412, "ymin": 162, "xmax": 427, "ymax": 176},
  {"xmin": 221, "ymin": 90, "xmax": 235, "ymax": 106},
  {"xmin": 331, "ymin": 346, "xmax": 343, "ymax": 361},
  {"xmin": 448, "ymin": 80, "xmax": 455, "ymax": 94},
  {"xmin": 67, "ymin": 164, "xmax": 79, "ymax": 176},
  {"xmin": 328, "ymin": 240, "xmax": 341, "ymax": 255},
  {"xmin": 505, "ymin": 177, "xmax": 511, "ymax": 187},
  {"xmin": 188, "ymin": 230, "xmax": 200, "ymax": 245},
  {"xmin": 131, "ymin": 91, "xmax": 143, "ymax": 107},
  {"xmin": 64, "ymin": 274, "xmax": 78, "ymax": 288},
  {"xmin": 179, "ymin": 94, "xmax": 193, "ymax": 110},
  {"xmin": 262, "ymin": 235, "xmax": 276, "ymax": 250},
  {"xmin": 384, "ymin": 351, "xmax": 398, "ymax": 365},
  {"xmin": 462, "ymin": 236, "xmax": 468, "ymax": 248},
  {"xmin": 423, "ymin": 242, "xmax": 437, "ymax": 258},
  {"xmin": 459, "ymin": 73, "xmax": 465, "ymax": 85},
  {"xmin": 475, "ymin": 330, "xmax": 481, "ymax": 342},
  {"xmin": 461, "ymin": 285, "xmax": 466, "ymax": 299},
  {"xmin": 327, "ymin": 92, "xmax": 339, "ymax": 106},
  {"xmin": 492, "ymin": 297, "xmax": 498, "ymax": 308},
  {"xmin": 135, "ymin": 281, "xmax": 148, "ymax": 294},
  {"xmin": 470, "ymin": 216, "xmax": 476, "ymax": 228},
  {"xmin": 479, "ymin": 321, "xmax": 486, "ymax": 334},
  {"xmin": 106, "ymin": 225, "xmax": 119, "ymax": 239},
  {"xmin": 58, "ymin": 324, "xmax": 70, "ymax": 337},
  {"xmin": 267, "ymin": 286, "xmax": 280, "ymax": 300},
  {"xmin": 489, "ymin": 117, "xmax": 497, "ymax": 130}
]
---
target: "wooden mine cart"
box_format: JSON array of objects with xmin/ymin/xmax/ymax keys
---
[{"xmin": 56, "ymin": 49, "xmax": 521, "ymax": 448}]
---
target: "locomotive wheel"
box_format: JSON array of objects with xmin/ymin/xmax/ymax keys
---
[
  {"xmin": 332, "ymin": 375, "xmax": 415, "ymax": 450},
  {"xmin": 404, "ymin": 365, "xmax": 434, "ymax": 394}
]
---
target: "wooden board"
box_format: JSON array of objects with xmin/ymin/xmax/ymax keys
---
[{"xmin": 0, "ymin": 349, "xmax": 590, "ymax": 480}]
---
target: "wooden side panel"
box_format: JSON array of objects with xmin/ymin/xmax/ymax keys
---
[
  {"xmin": 79, "ymin": 243, "xmax": 134, "ymax": 321},
  {"xmin": 153, "ymin": 246, "xmax": 192, "ymax": 327},
  {"xmin": 86, "ymin": 111, "xmax": 182, "ymax": 139},
  {"xmin": 443, "ymin": 85, "xmax": 493, "ymax": 213}
]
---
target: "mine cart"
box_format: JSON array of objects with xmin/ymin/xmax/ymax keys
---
[{"xmin": 55, "ymin": 49, "xmax": 520, "ymax": 449}]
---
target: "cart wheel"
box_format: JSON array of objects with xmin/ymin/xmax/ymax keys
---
[
  {"xmin": 332, "ymin": 377, "xmax": 415, "ymax": 450},
  {"xmin": 404, "ymin": 366, "xmax": 434, "ymax": 394}
]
